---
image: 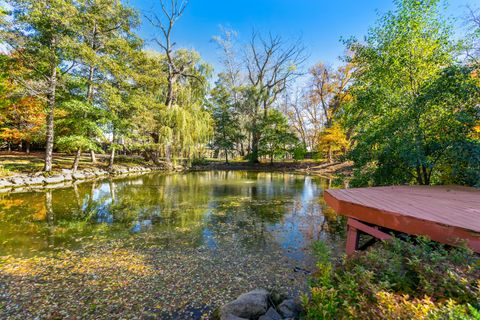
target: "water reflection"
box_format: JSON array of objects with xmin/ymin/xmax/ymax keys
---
[{"xmin": 0, "ymin": 171, "xmax": 344, "ymax": 257}]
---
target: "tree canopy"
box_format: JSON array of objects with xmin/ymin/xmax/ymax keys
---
[{"xmin": 0, "ymin": 0, "xmax": 478, "ymax": 187}]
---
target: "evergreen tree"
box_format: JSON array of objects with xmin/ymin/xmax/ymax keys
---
[
  {"xmin": 209, "ymin": 80, "xmax": 243, "ymax": 163},
  {"xmin": 258, "ymin": 109, "xmax": 299, "ymax": 164}
]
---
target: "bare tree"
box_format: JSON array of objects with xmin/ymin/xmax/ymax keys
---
[
  {"xmin": 465, "ymin": 6, "xmax": 480, "ymax": 65},
  {"xmin": 309, "ymin": 62, "xmax": 353, "ymax": 128},
  {"xmin": 212, "ymin": 27, "xmax": 242, "ymax": 95},
  {"xmin": 213, "ymin": 27, "xmax": 251, "ymax": 156},
  {"xmin": 285, "ymin": 90, "xmax": 315, "ymax": 150},
  {"xmin": 147, "ymin": 0, "xmax": 199, "ymax": 108},
  {"xmin": 244, "ymin": 31, "xmax": 307, "ymax": 162}
]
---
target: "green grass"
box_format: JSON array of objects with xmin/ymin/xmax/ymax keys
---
[{"xmin": 0, "ymin": 152, "xmax": 152, "ymax": 177}]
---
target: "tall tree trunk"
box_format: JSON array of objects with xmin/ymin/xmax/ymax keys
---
[
  {"xmin": 422, "ymin": 164, "xmax": 429, "ymax": 185},
  {"xmin": 72, "ymin": 148, "xmax": 81, "ymax": 173},
  {"xmin": 225, "ymin": 149, "xmax": 229, "ymax": 164},
  {"xmin": 240, "ymin": 141, "xmax": 245, "ymax": 157},
  {"xmin": 25, "ymin": 141, "xmax": 30, "ymax": 154},
  {"xmin": 328, "ymin": 145, "xmax": 333, "ymax": 163},
  {"xmin": 87, "ymin": 65, "xmax": 95, "ymax": 102},
  {"xmin": 166, "ymin": 76, "xmax": 174, "ymax": 108},
  {"xmin": 87, "ymin": 62, "xmax": 97, "ymax": 163},
  {"xmin": 416, "ymin": 165, "xmax": 424, "ymax": 185},
  {"xmin": 44, "ymin": 54, "xmax": 57, "ymax": 172}
]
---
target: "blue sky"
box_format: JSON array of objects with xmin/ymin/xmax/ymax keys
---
[{"xmin": 130, "ymin": 0, "xmax": 477, "ymax": 71}]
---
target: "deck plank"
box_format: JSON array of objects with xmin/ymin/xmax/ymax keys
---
[{"xmin": 324, "ymin": 186, "xmax": 480, "ymax": 253}]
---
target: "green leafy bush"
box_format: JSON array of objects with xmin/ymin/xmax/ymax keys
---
[
  {"xmin": 191, "ymin": 157, "xmax": 210, "ymax": 166},
  {"xmin": 303, "ymin": 238, "xmax": 480, "ymax": 319}
]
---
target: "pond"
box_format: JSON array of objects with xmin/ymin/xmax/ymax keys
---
[{"xmin": 0, "ymin": 171, "xmax": 345, "ymax": 319}]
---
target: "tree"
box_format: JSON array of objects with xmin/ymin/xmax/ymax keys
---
[
  {"xmin": 55, "ymin": 99, "xmax": 102, "ymax": 172},
  {"xmin": 0, "ymin": 96, "xmax": 45, "ymax": 152},
  {"xmin": 209, "ymin": 80, "xmax": 243, "ymax": 163},
  {"xmin": 212, "ymin": 28, "xmax": 250, "ymax": 157},
  {"xmin": 3, "ymin": 0, "xmax": 81, "ymax": 171},
  {"xmin": 101, "ymin": 46, "xmax": 142, "ymax": 170},
  {"xmin": 148, "ymin": 0, "xmax": 191, "ymax": 108},
  {"xmin": 258, "ymin": 109, "xmax": 299, "ymax": 164},
  {"xmin": 344, "ymin": 0, "xmax": 479, "ymax": 186},
  {"xmin": 244, "ymin": 32, "xmax": 306, "ymax": 163},
  {"xmin": 0, "ymin": 53, "xmax": 45, "ymax": 152},
  {"xmin": 308, "ymin": 62, "xmax": 353, "ymax": 128},
  {"xmin": 465, "ymin": 5, "xmax": 480, "ymax": 65},
  {"xmin": 316, "ymin": 123, "xmax": 349, "ymax": 163},
  {"xmin": 286, "ymin": 62, "xmax": 353, "ymax": 157},
  {"xmin": 146, "ymin": 0, "xmax": 212, "ymax": 163},
  {"xmin": 129, "ymin": 49, "xmax": 212, "ymax": 165},
  {"xmin": 75, "ymin": 0, "xmax": 140, "ymax": 163}
]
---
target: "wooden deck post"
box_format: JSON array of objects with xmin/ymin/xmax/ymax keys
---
[
  {"xmin": 346, "ymin": 217, "xmax": 393, "ymax": 255},
  {"xmin": 346, "ymin": 220, "xmax": 360, "ymax": 255}
]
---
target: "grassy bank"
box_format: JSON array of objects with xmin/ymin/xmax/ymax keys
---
[
  {"xmin": 0, "ymin": 152, "xmax": 151, "ymax": 177},
  {"xmin": 303, "ymin": 238, "xmax": 480, "ymax": 319}
]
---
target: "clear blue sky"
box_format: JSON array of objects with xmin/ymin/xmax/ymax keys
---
[{"xmin": 130, "ymin": 0, "xmax": 477, "ymax": 71}]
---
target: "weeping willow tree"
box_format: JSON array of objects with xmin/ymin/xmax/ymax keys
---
[
  {"xmin": 129, "ymin": 50, "xmax": 213, "ymax": 164},
  {"xmin": 157, "ymin": 103, "xmax": 213, "ymax": 160}
]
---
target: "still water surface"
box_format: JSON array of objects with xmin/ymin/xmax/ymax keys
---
[{"xmin": 0, "ymin": 171, "xmax": 345, "ymax": 318}]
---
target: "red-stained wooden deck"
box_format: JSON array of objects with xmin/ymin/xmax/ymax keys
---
[{"xmin": 324, "ymin": 186, "xmax": 480, "ymax": 254}]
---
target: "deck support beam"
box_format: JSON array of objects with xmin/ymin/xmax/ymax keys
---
[{"xmin": 346, "ymin": 218, "xmax": 393, "ymax": 255}]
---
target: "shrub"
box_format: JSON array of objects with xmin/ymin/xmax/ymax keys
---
[
  {"xmin": 191, "ymin": 156, "xmax": 209, "ymax": 166},
  {"xmin": 303, "ymin": 238, "xmax": 480, "ymax": 319}
]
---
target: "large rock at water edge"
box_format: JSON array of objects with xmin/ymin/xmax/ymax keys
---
[
  {"xmin": 259, "ymin": 307, "xmax": 282, "ymax": 320},
  {"xmin": 45, "ymin": 175, "xmax": 65, "ymax": 184},
  {"xmin": 220, "ymin": 288, "xmax": 269, "ymax": 320},
  {"xmin": 277, "ymin": 299, "xmax": 301, "ymax": 318}
]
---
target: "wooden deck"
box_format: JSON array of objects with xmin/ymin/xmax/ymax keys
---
[{"xmin": 324, "ymin": 186, "xmax": 480, "ymax": 254}]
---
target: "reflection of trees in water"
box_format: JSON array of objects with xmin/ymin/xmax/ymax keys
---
[
  {"xmin": 205, "ymin": 172, "xmax": 307, "ymax": 249},
  {"xmin": 0, "ymin": 171, "xmax": 345, "ymax": 255}
]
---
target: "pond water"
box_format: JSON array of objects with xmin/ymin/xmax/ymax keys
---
[{"xmin": 0, "ymin": 171, "xmax": 345, "ymax": 319}]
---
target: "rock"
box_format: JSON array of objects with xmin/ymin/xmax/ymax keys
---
[
  {"xmin": 277, "ymin": 299, "xmax": 301, "ymax": 319},
  {"xmin": 72, "ymin": 173, "xmax": 86, "ymax": 180},
  {"xmin": 259, "ymin": 307, "xmax": 282, "ymax": 320},
  {"xmin": 45, "ymin": 175, "xmax": 65, "ymax": 184},
  {"xmin": 23, "ymin": 176, "xmax": 45, "ymax": 186},
  {"xmin": 221, "ymin": 314, "xmax": 248, "ymax": 320},
  {"xmin": 0, "ymin": 179, "xmax": 13, "ymax": 188},
  {"xmin": 83, "ymin": 171, "xmax": 95, "ymax": 178},
  {"xmin": 9, "ymin": 176, "xmax": 25, "ymax": 185},
  {"xmin": 220, "ymin": 289, "xmax": 269, "ymax": 320},
  {"xmin": 269, "ymin": 289, "xmax": 288, "ymax": 306}
]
